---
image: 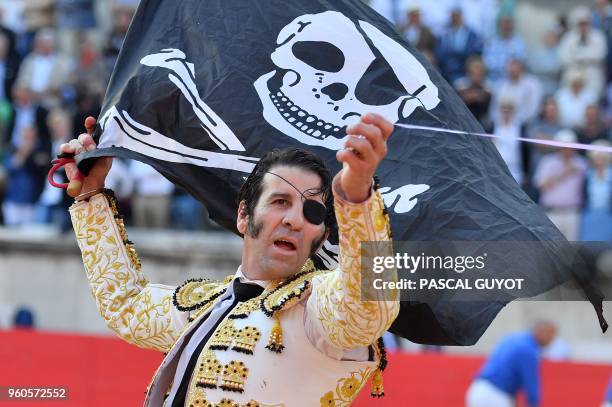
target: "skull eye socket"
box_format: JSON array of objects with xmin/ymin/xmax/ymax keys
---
[
  {"xmin": 292, "ymin": 41, "xmax": 345, "ymax": 72},
  {"xmin": 355, "ymin": 57, "xmax": 406, "ymax": 105}
]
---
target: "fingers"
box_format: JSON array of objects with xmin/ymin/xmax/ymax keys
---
[
  {"xmin": 346, "ymin": 122, "xmax": 387, "ymax": 158},
  {"xmin": 78, "ymin": 133, "xmax": 97, "ymax": 152},
  {"xmin": 84, "ymin": 116, "xmax": 97, "ymax": 135},
  {"xmin": 361, "ymin": 113, "xmax": 394, "ymax": 141},
  {"xmin": 344, "ymin": 135, "xmax": 377, "ymax": 164}
]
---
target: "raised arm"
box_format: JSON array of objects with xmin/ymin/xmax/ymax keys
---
[
  {"xmin": 62, "ymin": 118, "xmax": 188, "ymax": 352},
  {"xmin": 306, "ymin": 114, "xmax": 399, "ymax": 354}
]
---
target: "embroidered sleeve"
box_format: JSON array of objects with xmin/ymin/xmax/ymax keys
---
[
  {"xmin": 69, "ymin": 191, "xmax": 188, "ymax": 352},
  {"xmin": 306, "ymin": 181, "xmax": 399, "ymax": 353}
]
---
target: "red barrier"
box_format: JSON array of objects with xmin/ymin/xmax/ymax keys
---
[{"xmin": 0, "ymin": 330, "xmax": 609, "ymax": 406}]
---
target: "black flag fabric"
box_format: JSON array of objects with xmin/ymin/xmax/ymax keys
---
[{"xmin": 78, "ymin": 0, "xmax": 606, "ymax": 346}]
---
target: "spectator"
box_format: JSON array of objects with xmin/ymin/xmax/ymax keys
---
[
  {"xmin": 72, "ymin": 34, "xmax": 110, "ymax": 102},
  {"xmin": 8, "ymin": 87, "xmax": 50, "ymax": 152},
  {"xmin": 581, "ymin": 140, "xmax": 612, "ymax": 241},
  {"xmin": 409, "ymin": 0, "xmax": 455, "ymax": 37},
  {"xmin": 103, "ymin": 6, "xmax": 134, "ymax": 72},
  {"xmin": 527, "ymin": 29, "xmax": 562, "ymax": 97},
  {"xmin": 129, "ymin": 160, "xmax": 174, "ymax": 229},
  {"xmin": 458, "ymin": 0, "xmax": 497, "ymax": 41},
  {"xmin": 36, "ymin": 108, "xmax": 71, "ymax": 229},
  {"xmin": 555, "ymin": 69, "xmax": 598, "ymax": 129},
  {"xmin": 0, "ymin": 8, "xmax": 19, "ymax": 76},
  {"xmin": 491, "ymin": 58, "xmax": 543, "ymax": 125},
  {"xmin": 491, "ymin": 97, "xmax": 523, "ymax": 185},
  {"xmin": 525, "ymin": 97, "xmax": 563, "ymax": 191},
  {"xmin": 13, "ymin": 306, "xmax": 35, "ymax": 329},
  {"xmin": 592, "ymin": 0, "xmax": 612, "ymax": 31},
  {"xmin": 400, "ymin": 5, "xmax": 437, "ymax": 59},
  {"xmin": 604, "ymin": 377, "xmax": 612, "ymax": 407},
  {"xmin": 577, "ymin": 104, "xmax": 610, "ymax": 146},
  {"xmin": 0, "ymin": 32, "xmax": 19, "ymax": 104},
  {"xmin": 56, "ymin": 0, "xmax": 97, "ymax": 56},
  {"xmin": 436, "ymin": 7, "xmax": 482, "ymax": 84},
  {"xmin": 22, "ymin": 0, "xmax": 55, "ymax": 52},
  {"xmin": 15, "ymin": 28, "xmax": 73, "ymax": 110},
  {"xmin": 534, "ymin": 129, "xmax": 587, "ymax": 241},
  {"xmin": 591, "ymin": 0, "xmax": 612, "ymax": 92},
  {"xmin": 2, "ymin": 126, "xmax": 48, "ymax": 227},
  {"xmin": 483, "ymin": 16, "xmax": 526, "ymax": 81},
  {"xmin": 454, "ymin": 56, "xmax": 493, "ymax": 126},
  {"xmin": 558, "ymin": 6, "xmax": 607, "ymax": 98},
  {"xmin": 0, "ymin": 32, "xmax": 18, "ymax": 146},
  {"xmin": 465, "ymin": 321, "xmax": 557, "ymax": 407}
]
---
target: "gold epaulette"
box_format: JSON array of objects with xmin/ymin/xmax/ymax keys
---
[{"xmin": 173, "ymin": 275, "xmax": 233, "ymax": 312}]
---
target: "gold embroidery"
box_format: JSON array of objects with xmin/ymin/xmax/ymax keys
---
[
  {"xmin": 319, "ymin": 368, "xmax": 374, "ymax": 407},
  {"xmin": 232, "ymin": 326, "xmax": 261, "ymax": 355},
  {"xmin": 209, "ymin": 319, "xmax": 238, "ymax": 351},
  {"xmin": 186, "ymin": 387, "xmax": 212, "ymax": 407},
  {"xmin": 174, "ymin": 279, "xmax": 230, "ymax": 312},
  {"xmin": 195, "ymin": 351, "xmax": 223, "ymax": 389},
  {"xmin": 70, "ymin": 192, "xmax": 183, "ymax": 352},
  {"xmin": 219, "ymin": 361, "xmax": 249, "ymax": 393},
  {"xmin": 229, "ymin": 298, "xmax": 261, "ymax": 319},
  {"xmin": 260, "ymin": 260, "xmax": 317, "ymax": 317},
  {"xmin": 265, "ymin": 312, "xmax": 284, "ymax": 353},
  {"xmin": 309, "ymin": 189, "xmax": 399, "ymax": 349}
]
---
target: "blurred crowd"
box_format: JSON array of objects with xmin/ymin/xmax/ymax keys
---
[
  {"xmin": 370, "ymin": 0, "xmax": 612, "ymax": 241},
  {"xmin": 0, "ymin": 0, "xmax": 214, "ymax": 231},
  {"xmin": 0, "ymin": 0, "xmax": 611, "ymax": 240}
]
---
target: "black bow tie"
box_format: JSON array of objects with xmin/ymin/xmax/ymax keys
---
[{"xmin": 233, "ymin": 278, "xmax": 264, "ymax": 302}]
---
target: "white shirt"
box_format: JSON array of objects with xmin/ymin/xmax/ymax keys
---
[
  {"xmin": 30, "ymin": 55, "xmax": 55, "ymax": 93},
  {"xmin": 492, "ymin": 75, "xmax": 543, "ymax": 125},
  {"xmin": 494, "ymin": 120, "xmax": 523, "ymax": 185},
  {"xmin": 129, "ymin": 160, "xmax": 174, "ymax": 196},
  {"xmin": 555, "ymin": 87, "xmax": 598, "ymax": 128}
]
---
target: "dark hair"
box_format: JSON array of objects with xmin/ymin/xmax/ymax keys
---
[{"xmin": 237, "ymin": 148, "xmax": 335, "ymax": 230}]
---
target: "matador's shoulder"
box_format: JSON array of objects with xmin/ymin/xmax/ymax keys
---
[{"xmin": 172, "ymin": 275, "xmax": 233, "ymax": 312}]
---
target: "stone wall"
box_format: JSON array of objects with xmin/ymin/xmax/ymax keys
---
[{"xmin": 0, "ymin": 227, "xmax": 609, "ymax": 362}]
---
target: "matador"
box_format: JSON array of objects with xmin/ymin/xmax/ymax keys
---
[{"xmin": 61, "ymin": 113, "xmax": 399, "ymax": 406}]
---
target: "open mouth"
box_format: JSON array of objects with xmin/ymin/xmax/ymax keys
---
[
  {"xmin": 269, "ymin": 89, "xmax": 346, "ymax": 140},
  {"xmin": 274, "ymin": 239, "xmax": 296, "ymax": 251}
]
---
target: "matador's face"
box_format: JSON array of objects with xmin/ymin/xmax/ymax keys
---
[{"xmin": 238, "ymin": 166, "xmax": 327, "ymax": 280}]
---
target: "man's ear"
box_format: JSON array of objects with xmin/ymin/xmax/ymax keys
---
[{"xmin": 237, "ymin": 201, "xmax": 248, "ymax": 235}]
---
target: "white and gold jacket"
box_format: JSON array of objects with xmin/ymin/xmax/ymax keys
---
[{"xmin": 69, "ymin": 185, "xmax": 398, "ymax": 407}]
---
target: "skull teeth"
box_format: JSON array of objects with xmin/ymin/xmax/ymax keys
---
[{"xmin": 269, "ymin": 90, "xmax": 346, "ymax": 141}]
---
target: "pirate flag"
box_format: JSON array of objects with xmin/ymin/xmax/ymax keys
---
[{"xmin": 77, "ymin": 0, "xmax": 607, "ymax": 345}]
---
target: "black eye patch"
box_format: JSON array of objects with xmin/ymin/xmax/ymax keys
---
[
  {"xmin": 303, "ymin": 199, "xmax": 326, "ymax": 225},
  {"xmin": 266, "ymin": 171, "xmax": 327, "ymax": 225}
]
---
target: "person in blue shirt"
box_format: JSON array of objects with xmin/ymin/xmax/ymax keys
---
[
  {"xmin": 604, "ymin": 377, "xmax": 612, "ymax": 407},
  {"xmin": 466, "ymin": 321, "xmax": 557, "ymax": 407}
]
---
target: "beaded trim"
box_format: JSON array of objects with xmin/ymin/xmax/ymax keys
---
[
  {"xmin": 259, "ymin": 259, "xmax": 317, "ymax": 318},
  {"xmin": 98, "ymin": 189, "xmax": 143, "ymax": 271},
  {"xmin": 173, "ymin": 279, "xmax": 229, "ymax": 312}
]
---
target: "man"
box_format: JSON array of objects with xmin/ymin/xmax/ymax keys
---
[
  {"xmin": 466, "ymin": 321, "xmax": 557, "ymax": 407},
  {"xmin": 483, "ymin": 16, "xmax": 526, "ymax": 82},
  {"xmin": 436, "ymin": 7, "xmax": 482, "ymax": 84},
  {"xmin": 400, "ymin": 5, "xmax": 437, "ymax": 60},
  {"xmin": 534, "ymin": 129, "xmax": 587, "ymax": 241},
  {"xmin": 60, "ymin": 113, "xmax": 399, "ymax": 406},
  {"xmin": 491, "ymin": 58, "xmax": 543, "ymax": 126},
  {"xmin": 558, "ymin": 6, "xmax": 607, "ymax": 98}
]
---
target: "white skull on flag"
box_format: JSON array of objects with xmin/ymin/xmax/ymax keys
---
[{"xmin": 254, "ymin": 10, "xmax": 440, "ymax": 150}]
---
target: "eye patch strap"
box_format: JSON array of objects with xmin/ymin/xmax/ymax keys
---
[{"xmin": 265, "ymin": 171, "xmax": 327, "ymax": 225}]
